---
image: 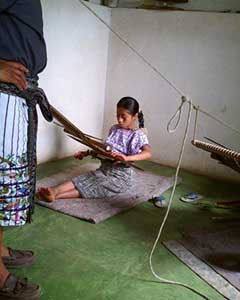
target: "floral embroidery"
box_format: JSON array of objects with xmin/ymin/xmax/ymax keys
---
[
  {"xmin": 0, "ymin": 93, "xmax": 30, "ymax": 226},
  {"xmin": 105, "ymin": 124, "xmax": 149, "ymax": 155}
]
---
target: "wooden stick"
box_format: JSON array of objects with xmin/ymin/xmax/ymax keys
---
[
  {"xmin": 51, "ymin": 105, "xmax": 145, "ymax": 171},
  {"xmin": 50, "ymin": 105, "xmax": 109, "ymax": 155},
  {"xmin": 65, "ymin": 129, "xmax": 107, "ymax": 152},
  {"xmin": 67, "ymin": 135, "xmax": 144, "ymax": 171},
  {"xmin": 192, "ymin": 139, "xmax": 240, "ymax": 161},
  {"xmin": 88, "ymin": 150, "xmax": 145, "ymax": 171},
  {"xmin": 204, "ymin": 136, "xmax": 229, "ymax": 149}
]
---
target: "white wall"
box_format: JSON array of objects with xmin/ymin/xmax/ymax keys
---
[
  {"xmin": 38, "ymin": 1, "xmax": 111, "ymax": 163},
  {"xmin": 37, "ymin": 1, "xmax": 240, "ymax": 181},
  {"xmin": 104, "ymin": 8, "xmax": 240, "ymax": 181}
]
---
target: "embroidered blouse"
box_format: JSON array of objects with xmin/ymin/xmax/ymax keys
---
[{"xmin": 105, "ymin": 124, "xmax": 150, "ymax": 155}]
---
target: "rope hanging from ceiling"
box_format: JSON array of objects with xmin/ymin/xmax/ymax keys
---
[{"xmin": 75, "ymin": 3, "xmax": 238, "ymax": 300}]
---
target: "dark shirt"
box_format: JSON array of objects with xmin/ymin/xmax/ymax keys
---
[{"xmin": 0, "ymin": 0, "xmax": 47, "ymax": 77}]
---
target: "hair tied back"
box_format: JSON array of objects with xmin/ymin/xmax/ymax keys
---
[{"xmin": 138, "ymin": 110, "xmax": 144, "ymax": 128}]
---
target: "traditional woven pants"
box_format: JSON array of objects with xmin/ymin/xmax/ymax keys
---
[{"xmin": 0, "ymin": 92, "xmax": 37, "ymax": 226}]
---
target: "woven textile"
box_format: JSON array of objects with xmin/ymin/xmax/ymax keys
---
[{"xmin": 0, "ymin": 92, "xmax": 31, "ymax": 226}]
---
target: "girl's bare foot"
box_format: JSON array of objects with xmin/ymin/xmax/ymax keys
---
[{"xmin": 37, "ymin": 187, "xmax": 56, "ymax": 202}]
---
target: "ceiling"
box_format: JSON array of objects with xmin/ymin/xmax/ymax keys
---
[{"xmin": 100, "ymin": 0, "xmax": 240, "ymax": 13}]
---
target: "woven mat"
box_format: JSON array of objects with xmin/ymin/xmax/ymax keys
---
[{"xmin": 36, "ymin": 163, "xmax": 179, "ymax": 223}]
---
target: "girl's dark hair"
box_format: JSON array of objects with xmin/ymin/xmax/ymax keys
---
[{"xmin": 117, "ymin": 96, "xmax": 145, "ymax": 128}]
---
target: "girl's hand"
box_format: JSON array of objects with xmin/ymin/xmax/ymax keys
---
[
  {"xmin": 0, "ymin": 60, "xmax": 29, "ymax": 90},
  {"xmin": 74, "ymin": 151, "xmax": 89, "ymax": 160},
  {"xmin": 110, "ymin": 151, "xmax": 128, "ymax": 162}
]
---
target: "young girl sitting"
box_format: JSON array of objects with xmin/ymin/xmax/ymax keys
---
[{"xmin": 38, "ymin": 97, "xmax": 152, "ymax": 202}]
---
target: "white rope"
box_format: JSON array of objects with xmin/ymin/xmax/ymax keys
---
[
  {"xmin": 149, "ymin": 98, "xmax": 211, "ymax": 300},
  {"xmin": 235, "ymin": 159, "xmax": 240, "ymax": 168},
  {"xmin": 76, "ymin": 2, "xmax": 234, "ymax": 299},
  {"xmin": 197, "ymin": 106, "xmax": 240, "ymax": 135},
  {"xmin": 167, "ymin": 96, "xmax": 187, "ymax": 133},
  {"xmin": 78, "ymin": 0, "xmax": 185, "ymax": 97},
  {"xmin": 193, "ymin": 105, "xmax": 200, "ymax": 141},
  {"xmin": 78, "ymin": 0, "xmax": 240, "ymax": 137}
]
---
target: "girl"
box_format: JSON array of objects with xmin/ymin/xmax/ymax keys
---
[{"xmin": 38, "ymin": 97, "xmax": 151, "ymax": 202}]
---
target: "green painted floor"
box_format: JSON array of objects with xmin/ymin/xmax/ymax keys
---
[{"xmin": 4, "ymin": 157, "xmax": 240, "ymax": 300}]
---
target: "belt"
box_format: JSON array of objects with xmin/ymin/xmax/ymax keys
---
[{"xmin": 0, "ymin": 79, "xmax": 53, "ymax": 122}]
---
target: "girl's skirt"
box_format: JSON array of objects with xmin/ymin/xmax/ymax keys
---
[
  {"xmin": 72, "ymin": 160, "xmax": 134, "ymax": 198},
  {"xmin": 0, "ymin": 92, "xmax": 31, "ymax": 226}
]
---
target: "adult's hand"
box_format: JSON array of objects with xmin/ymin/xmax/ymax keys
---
[{"xmin": 0, "ymin": 60, "xmax": 29, "ymax": 90}]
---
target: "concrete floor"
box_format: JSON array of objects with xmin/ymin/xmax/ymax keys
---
[{"xmin": 4, "ymin": 157, "xmax": 239, "ymax": 300}]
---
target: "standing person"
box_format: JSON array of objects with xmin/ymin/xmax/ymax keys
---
[
  {"xmin": 38, "ymin": 97, "xmax": 151, "ymax": 202},
  {"xmin": 0, "ymin": 1, "xmax": 52, "ymax": 299}
]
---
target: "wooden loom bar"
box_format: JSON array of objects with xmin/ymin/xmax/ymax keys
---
[
  {"xmin": 50, "ymin": 105, "xmax": 144, "ymax": 171},
  {"xmin": 50, "ymin": 105, "xmax": 110, "ymax": 156},
  {"xmin": 192, "ymin": 139, "xmax": 240, "ymax": 161}
]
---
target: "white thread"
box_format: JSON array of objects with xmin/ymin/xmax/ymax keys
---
[
  {"xmin": 167, "ymin": 96, "xmax": 187, "ymax": 133},
  {"xmin": 193, "ymin": 106, "xmax": 199, "ymax": 141},
  {"xmin": 190, "ymin": 102, "xmax": 240, "ymax": 135},
  {"xmin": 76, "ymin": 3, "xmax": 236, "ymax": 298},
  {"xmin": 78, "ymin": 0, "xmax": 185, "ymax": 97},
  {"xmin": 149, "ymin": 98, "xmax": 211, "ymax": 300},
  {"xmin": 235, "ymin": 159, "xmax": 240, "ymax": 168},
  {"xmin": 78, "ymin": 0, "xmax": 240, "ymax": 137}
]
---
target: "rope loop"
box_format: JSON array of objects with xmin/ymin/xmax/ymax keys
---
[
  {"xmin": 167, "ymin": 96, "xmax": 189, "ymax": 133},
  {"xmin": 193, "ymin": 105, "xmax": 200, "ymax": 141}
]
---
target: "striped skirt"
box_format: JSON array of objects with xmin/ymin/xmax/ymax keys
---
[
  {"xmin": 0, "ymin": 92, "xmax": 33, "ymax": 226},
  {"xmin": 72, "ymin": 160, "xmax": 133, "ymax": 198}
]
